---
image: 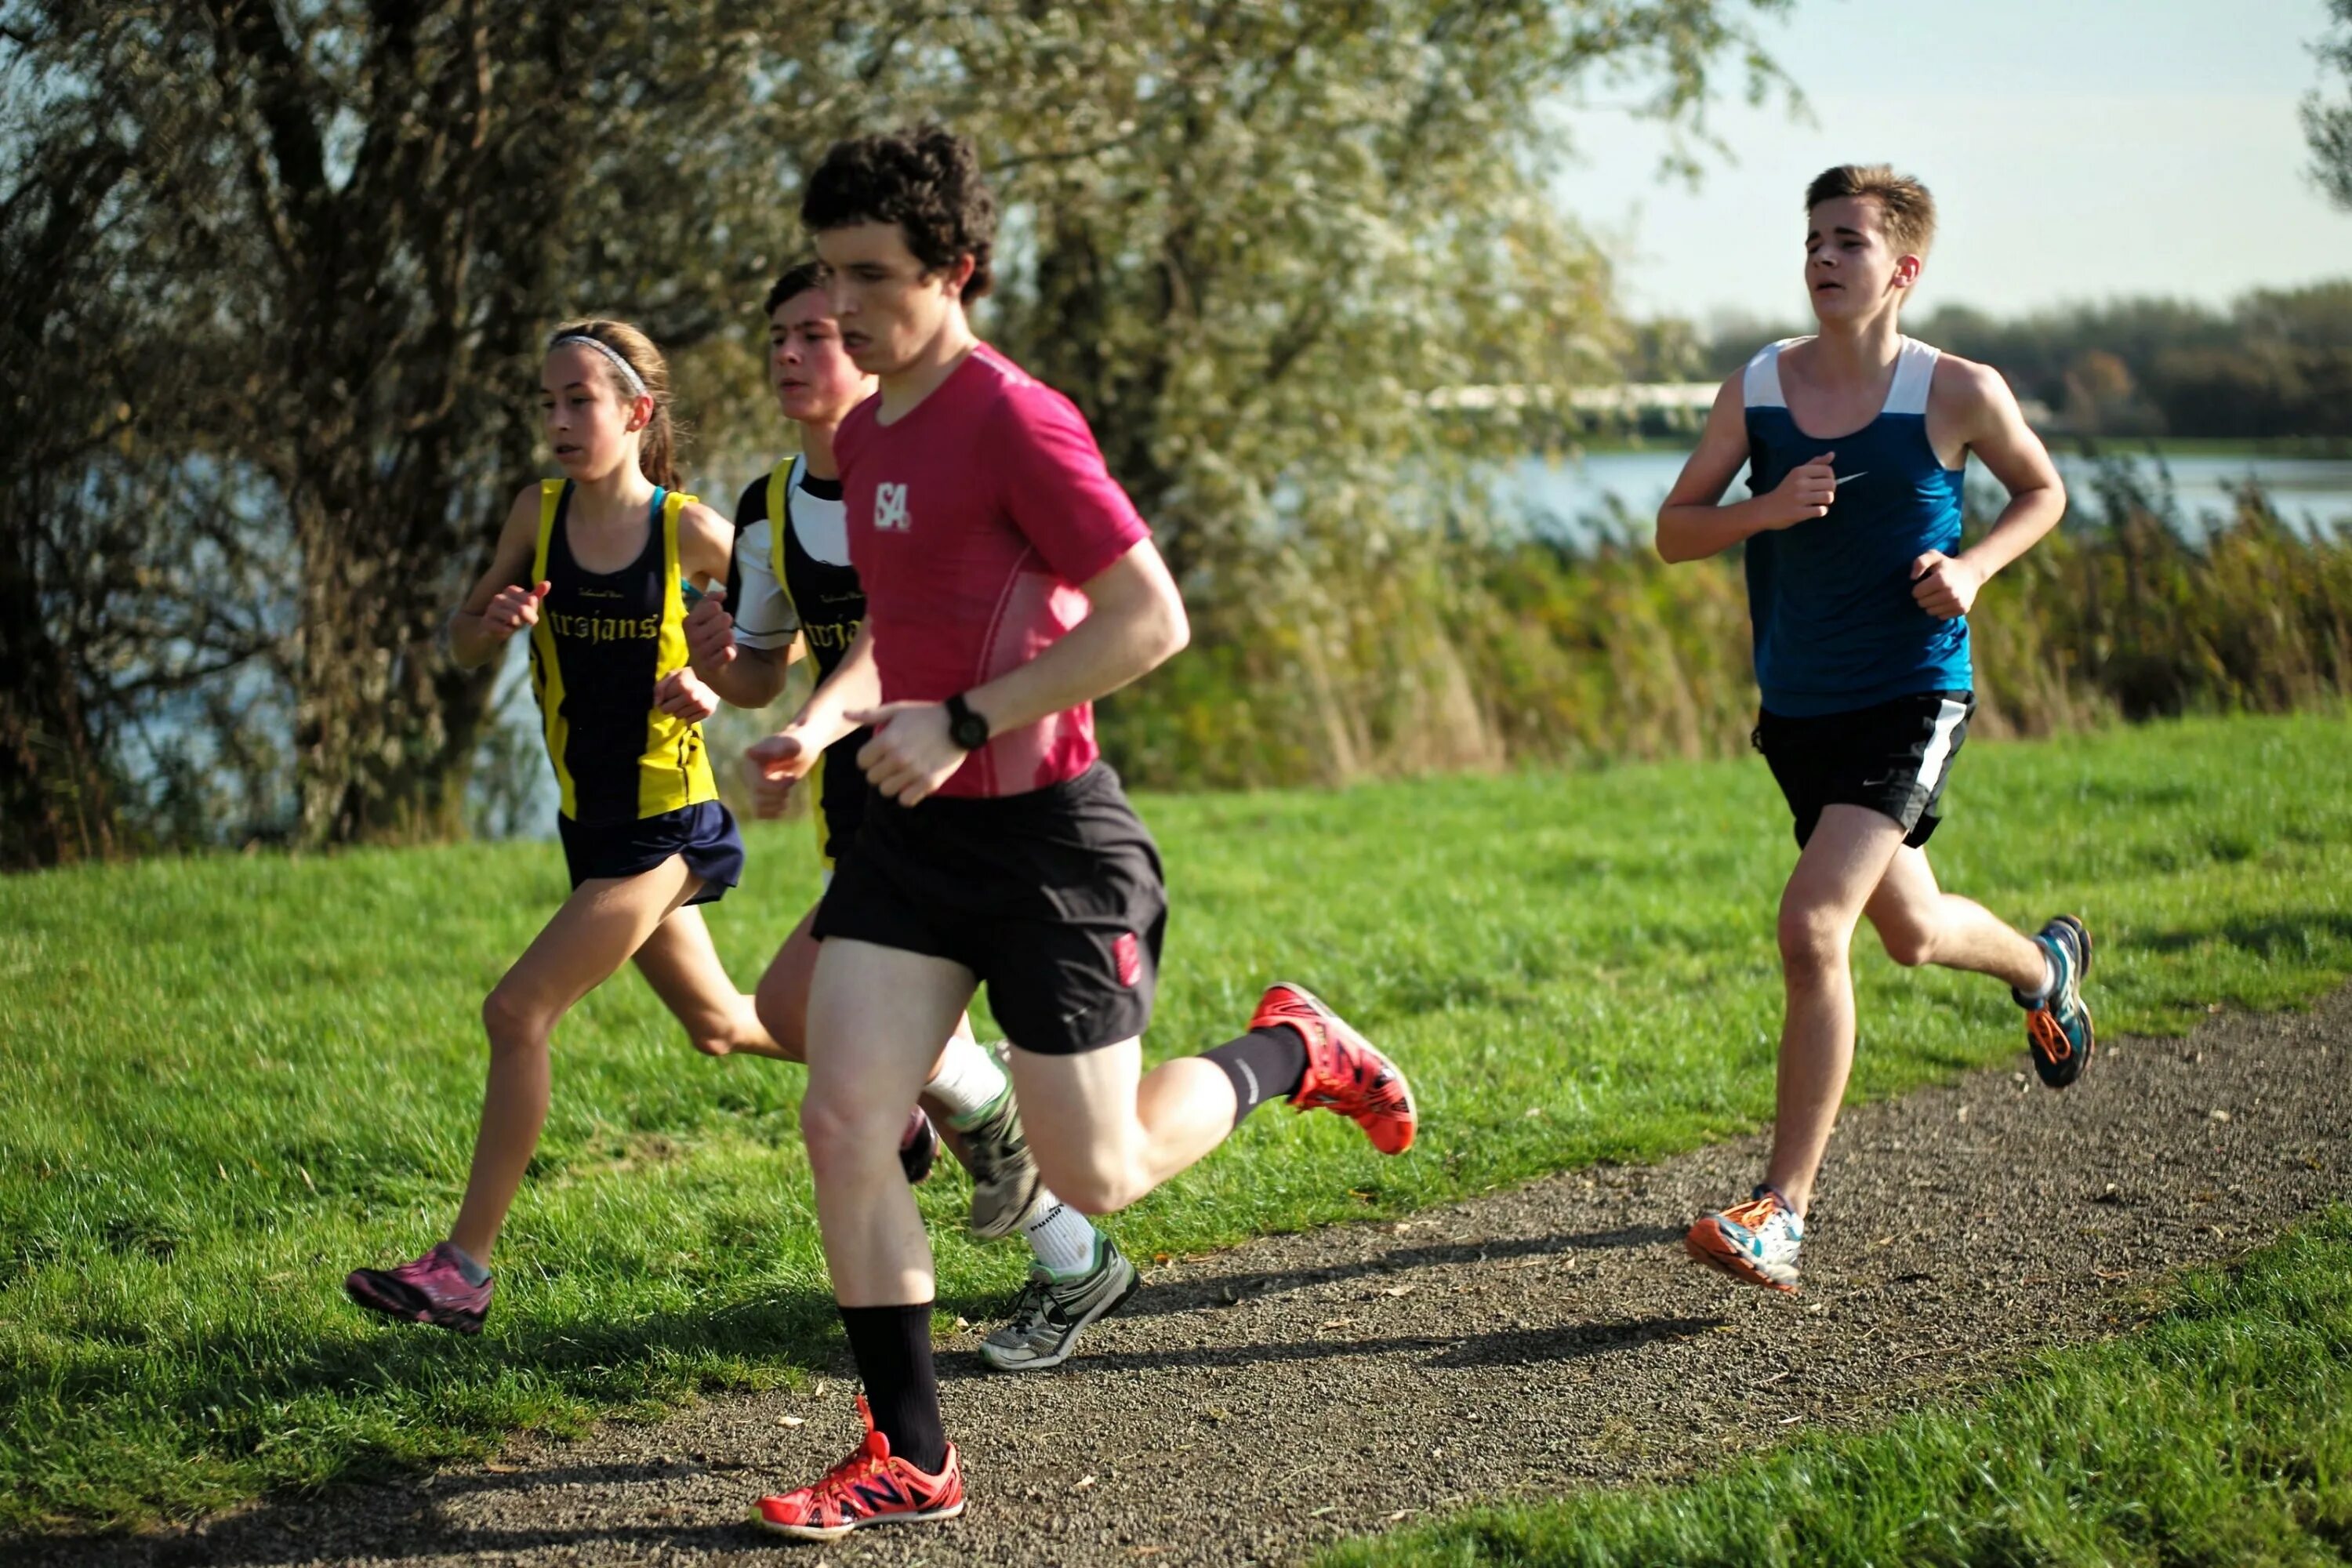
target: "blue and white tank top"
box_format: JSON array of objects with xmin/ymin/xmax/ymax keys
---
[{"xmin": 1741, "ymin": 336, "xmax": 1971, "ymax": 717}]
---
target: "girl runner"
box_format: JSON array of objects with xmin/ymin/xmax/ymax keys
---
[{"xmin": 345, "ymin": 319, "xmax": 778, "ymax": 1333}]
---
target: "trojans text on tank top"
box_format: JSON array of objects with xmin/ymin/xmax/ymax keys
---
[{"xmin": 527, "ymin": 480, "xmax": 717, "ymax": 822}]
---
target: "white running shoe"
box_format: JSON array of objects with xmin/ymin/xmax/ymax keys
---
[{"xmin": 978, "ymin": 1236, "xmax": 1141, "ymax": 1372}]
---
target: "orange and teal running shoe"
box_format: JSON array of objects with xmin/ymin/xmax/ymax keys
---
[
  {"xmin": 1685, "ymin": 1185, "xmax": 1805, "ymax": 1294},
  {"xmin": 2018, "ymin": 915, "xmax": 2095, "ymax": 1088},
  {"xmin": 751, "ymin": 1396, "xmax": 964, "ymax": 1541},
  {"xmin": 1253, "ymin": 982, "xmax": 1417, "ymax": 1155}
]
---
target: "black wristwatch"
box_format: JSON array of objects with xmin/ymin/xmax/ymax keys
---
[{"xmin": 943, "ymin": 691, "xmax": 991, "ymax": 752}]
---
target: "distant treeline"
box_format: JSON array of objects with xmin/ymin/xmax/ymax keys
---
[
  {"xmin": 1621, "ymin": 281, "xmax": 2352, "ymax": 441},
  {"xmin": 1094, "ymin": 461, "xmax": 2352, "ymax": 791}
]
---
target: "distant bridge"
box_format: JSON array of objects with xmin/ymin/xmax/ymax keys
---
[{"xmin": 1422, "ymin": 380, "xmax": 2056, "ymax": 427}]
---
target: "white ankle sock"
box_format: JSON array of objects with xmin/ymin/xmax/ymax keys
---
[
  {"xmin": 1022, "ymin": 1193, "xmax": 1099, "ymax": 1278},
  {"xmin": 925, "ymin": 1036, "xmax": 1007, "ymax": 1128},
  {"xmin": 2023, "ymin": 948, "xmax": 2058, "ymax": 1005}
]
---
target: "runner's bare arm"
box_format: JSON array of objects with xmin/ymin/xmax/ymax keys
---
[
  {"xmin": 742, "ymin": 622, "xmax": 880, "ymax": 817},
  {"xmin": 791, "ymin": 619, "xmax": 882, "ymax": 752},
  {"xmin": 676, "ymin": 502, "xmax": 792, "ymax": 708},
  {"xmin": 848, "ymin": 541, "xmax": 1186, "ymax": 805},
  {"xmin": 1656, "ymin": 376, "xmax": 1836, "ymax": 561},
  {"xmin": 448, "ymin": 487, "xmax": 547, "ymax": 669},
  {"xmin": 966, "ymin": 539, "xmax": 1186, "ymax": 728},
  {"xmin": 1911, "ymin": 358, "xmax": 2067, "ymax": 619}
]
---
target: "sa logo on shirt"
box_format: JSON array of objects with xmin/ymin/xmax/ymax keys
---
[{"xmin": 873, "ymin": 482, "xmax": 912, "ymax": 532}]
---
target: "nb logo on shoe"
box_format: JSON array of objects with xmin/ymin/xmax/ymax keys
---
[{"xmin": 873, "ymin": 482, "xmax": 912, "ymax": 532}]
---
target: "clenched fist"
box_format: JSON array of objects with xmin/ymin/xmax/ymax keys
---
[
  {"xmin": 1763, "ymin": 451, "xmax": 1837, "ymax": 529},
  {"xmin": 744, "ymin": 728, "xmax": 818, "ymax": 818},
  {"xmin": 485, "ymin": 580, "xmax": 550, "ymax": 641},
  {"xmin": 684, "ymin": 582, "xmax": 736, "ymax": 669},
  {"xmin": 655, "ymin": 666, "xmax": 719, "ymax": 723},
  {"xmin": 1910, "ymin": 550, "xmax": 1983, "ymax": 620}
]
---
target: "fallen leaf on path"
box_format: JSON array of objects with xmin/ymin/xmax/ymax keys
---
[
  {"xmin": 485, "ymin": 1461, "xmax": 521, "ymax": 1474},
  {"xmin": 779, "ymin": 1416, "xmax": 804, "ymax": 1428},
  {"xmin": 1074, "ymin": 1474, "xmax": 1096, "ymax": 1490},
  {"xmin": 1381, "ymin": 1284, "xmax": 1415, "ymax": 1298}
]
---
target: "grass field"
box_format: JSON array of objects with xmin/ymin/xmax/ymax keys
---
[
  {"xmin": 1326, "ymin": 1205, "xmax": 2352, "ymax": 1568},
  {"xmin": 4, "ymin": 712, "xmax": 2350, "ymax": 1534}
]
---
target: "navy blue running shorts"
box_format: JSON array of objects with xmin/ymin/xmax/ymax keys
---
[{"xmin": 557, "ymin": 800, "xmax": 744, "ymax": 905}]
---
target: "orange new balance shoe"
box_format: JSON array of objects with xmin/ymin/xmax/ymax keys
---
[
  {"xmin": 1686, "ymin": 1185, "xmax": 1805, "ymax": 1294},
  {"xmin": 1253, "ymin": 982, "xmax": 1417, "ymax": 1154},
  {"xmin": 751, "ymin": 1397, "xmax": 964, "ymax": 1541}
]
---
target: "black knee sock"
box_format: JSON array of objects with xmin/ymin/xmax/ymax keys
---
[
  {"xmin": 838, "ymin": 1303, "xmax": 947, "ymax": 1474},
  {"xmin": 1200, "ymin": 1025, "xmax": 1309, "ymax": 1127}
]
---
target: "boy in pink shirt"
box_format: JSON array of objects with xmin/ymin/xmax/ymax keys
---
[{"xmin": 746, "ymin": 127, "xmax": 1417, "ymax": 1540}]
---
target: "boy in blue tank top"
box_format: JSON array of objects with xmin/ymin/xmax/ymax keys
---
[{"xmin": 1656, "ymin": 165, "xmax": 2096, "ymax": 1295}]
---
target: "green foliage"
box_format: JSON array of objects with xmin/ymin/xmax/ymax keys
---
[
  {"xmin": 2307, "ymin": 0, "xmax": 2352, "ymax": 212},
  {"xmin": 3, "ymin": 713, "xmax": 2349, "ymax": 1530},
  {"xmin": 1101, "ymin": 468, "xmax": 2352, "ymax": 789},
  {"xmin": 1325, "ymin": 1206, "xmax": 2352, "ymax": 1568},
  {"xmin": 1696, "ymin": 281, "xmax": 2352, "ymax": 442},
  {"xmin": 3, "ymin": 0, "xmax": 1795, "ymax": 862}
]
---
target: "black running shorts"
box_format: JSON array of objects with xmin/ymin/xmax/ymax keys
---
[
  {"xmin": 812, "ymin": 762, "xmax": 1167, "ymax": 1056},
  {"xmin": 1755, "ymin": 690, "xmax": 1974, "ymax": 850}
]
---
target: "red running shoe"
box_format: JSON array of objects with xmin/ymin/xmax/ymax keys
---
[
  {"xmin": 344, "ymin": 1242, "xmax": 493, "ymax": 1334},
  {"xmin": 1252, "ymin": 982, "xmax": 1417, "ymax": 1155},
  {"xmin": 750, "ymin": 1396, "xmax": 965, "ymax": 1541}
]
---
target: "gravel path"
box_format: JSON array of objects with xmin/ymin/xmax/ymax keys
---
[{"xmin": 40, "ymin": 989, "xmax": 2352, "ymax": 1568}]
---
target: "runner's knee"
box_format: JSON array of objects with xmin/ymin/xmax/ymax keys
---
[
  {"xmin": 1032, "ymin": 1147, "xmax": 1147, "ymax": 1216},
  {"xmin": 671, "ymin": 998, "xmax": 742, "ymax": 1058},
  {"xmin": 799, "ymin": 1084, "xmax": 901, "ymax": 1178},
  {"xmin": 1875, "ymin": 920, "xmax": 1938, "ymax": 967},
  {"xmin": 1776, "ymin": 898, "xmax": 1849, "ymax": 973},
  {"xmin": 480, "ymin": 985, "xmax": 552, "ymax": 1057}
]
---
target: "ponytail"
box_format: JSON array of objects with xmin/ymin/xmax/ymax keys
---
[{"xmin": 545, "ymin": 318, "xmax": 684, "ymax": 490}]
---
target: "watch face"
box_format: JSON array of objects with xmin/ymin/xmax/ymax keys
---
[{"xmin": 951, "ymin": 710, "xmax": 990, "ymax": 750}]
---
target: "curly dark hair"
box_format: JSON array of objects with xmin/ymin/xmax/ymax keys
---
[
  {"xmin": 764, "ymin": 260, "xmax": 827, "ymax": 318},
  {"xmin": 800, "ymin": 125, "xmax": 996, "ymax": 300}
]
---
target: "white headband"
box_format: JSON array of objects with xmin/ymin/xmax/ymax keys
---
[{"xmin": 550, "ymin": 333, "xmax": 649, "ymax": 401}]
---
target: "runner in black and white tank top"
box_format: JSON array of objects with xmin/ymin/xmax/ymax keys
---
[{"xmin": 730, "ymin": 454, "xmax": 869, "ymax": 865}]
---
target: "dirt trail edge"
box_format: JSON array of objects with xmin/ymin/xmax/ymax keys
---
[{"xmin": 39, "ymin": 989, "xmax": 2352, "ymax": 1568}]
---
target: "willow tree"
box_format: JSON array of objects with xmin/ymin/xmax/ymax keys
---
[
  {"xmin": 1, "ymin": 0, "xmax": 862, "ymax": 855},
  {"xmin": 5, "ymin": 0, "xmax": 1791, "ymax": 861},
  {"xmin": 902, "ymin": 2, "xmax": 1795, "ymax": 780},
  {"xmin": 2310, "ymin": 0, "xmax": 2352, "ymax": 211}
]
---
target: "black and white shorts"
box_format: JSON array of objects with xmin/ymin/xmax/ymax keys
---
[
  {"xmin": 1755, "ymin": 690, "xmax": 1974, "ymax": 850},
  {"xmin": 812, "ymin": 762, "xmax": 1167, "ymax": 1056}
]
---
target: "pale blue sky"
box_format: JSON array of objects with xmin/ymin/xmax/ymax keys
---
[{"xmin": 1553, "ymin": 0, "xmax": 2352, "ymax": 321}]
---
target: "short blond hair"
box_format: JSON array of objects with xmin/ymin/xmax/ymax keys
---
[{"xmin": 1805, "ymin": 164, "xmax": 1936, "ymax": 257}]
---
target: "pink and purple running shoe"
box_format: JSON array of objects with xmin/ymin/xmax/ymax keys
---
[{"xmin": 345, "ymin": 1242, "xmax": 494, "ymax": 1334}]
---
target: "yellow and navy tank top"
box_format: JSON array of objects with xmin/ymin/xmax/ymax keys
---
[
  {"xmin": 768, "ymin": 456, "xmax": 870, "ymax": 864},
  {"xmin": 527, "ymin": 479, "xmax": 717, "ymax": 824}
]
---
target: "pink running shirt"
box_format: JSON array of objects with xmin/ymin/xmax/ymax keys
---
[{"xmin": 835, "ymin": 343, "xmax": 1152, "ymax": 798}]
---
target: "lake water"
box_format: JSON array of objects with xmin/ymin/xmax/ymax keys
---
[{"xmin": 1515, "ymin": 449, "xmax": 2352, "ymax": 543}]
